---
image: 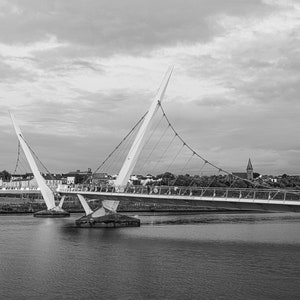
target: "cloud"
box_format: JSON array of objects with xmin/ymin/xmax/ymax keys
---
[
  {"xmin": 0, "ymin": 0, "xmax": 299, "ymax": 175},
  {"xmin": 0, "ymin": 0, "xmax": 270, "ymax": 52}
]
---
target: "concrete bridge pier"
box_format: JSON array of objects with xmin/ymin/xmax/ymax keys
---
[
  {"xmin": 75, "ymin": 212, "xmax": 140, "ymax": 228},
  {"xmin": 75, "ymin": 194, "xmax": 140, "ymax": 227}
]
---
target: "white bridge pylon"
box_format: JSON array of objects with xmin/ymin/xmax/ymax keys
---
[
  {"xmin": 78, "ymin": 67, "xmax": 174, "ymax": 218},
  {"xmin": 10, "ymin": 113, "xmax": 65, "ymax": 212}
]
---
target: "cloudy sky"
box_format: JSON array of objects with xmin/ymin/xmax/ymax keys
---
[{"xmin": 0, "ymin": 0, "xmax": 300, "ymax": 175}]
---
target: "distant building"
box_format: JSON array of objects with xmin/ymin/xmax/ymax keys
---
[
  {"xmin": 66, "ymin": 176, "xmax": 75, "ymax": 185},
  {"xmin": 42, "ymin": 174, "xmax": 62, "ymax": 188},
  {"xmin": 91, "ymin": 173, "xmax": 110, "ymax": 185},
  {"xmin": 232, "ymin": 158, "xmax": 254, "ymax": 181},
  {"xmin": 10, "ymin": 173, "xmax": 33, "ymax": 181},
  {"xmin": 3, "ymin": 177, "xmax": 37, "ymax": 189},
  {"xmin": 130, "ymin": 174, "xmax": 145, "ymax": 185},
  {"xmin": 246, "ymin": 158, "xmax": 253, "ymax": 180},
  {"xmin": 2, "ymin": 173, "xmax": 62, "ymax": 189},
  {"xmin": 62, "ymin": 168, "xmax": 92, "ymax": 185}
]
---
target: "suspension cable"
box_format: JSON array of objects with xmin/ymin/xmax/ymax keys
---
[
  {"xmin": 188, "ymin": 161, "xmax": 207, "ymax": 187},
  {"xmin": 19, "ymin": 135, "xmax": 55, "ymax": 180},
  {"xmin": 13, "ymin": 141, "xmax": 21, "ymax": 175},
  {"xmin": 158, "ymin": 103, "xmax": 298, "ymax": 194},
  {"xmin": 151, "ymin": 131, "xmax": 176, "ymax": 175},
  {"xmin": 104, "ymin": 121, "xmax": 138, "ymax": 175},
  {"xmin": 83, "ymin": 112, "xmax": 147, "ymax": 183},
  {"xmin": 139, "ymin": 115, "xmax": 169, "ymax": 174},
  {"xmin": 165, "ymin": 142, "xmax": 186, "ymax": 174}
]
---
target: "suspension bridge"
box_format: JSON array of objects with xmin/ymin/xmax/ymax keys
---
[{"xmin": 3, "ymin": 67, "xmax": 300, "ymax": 226}]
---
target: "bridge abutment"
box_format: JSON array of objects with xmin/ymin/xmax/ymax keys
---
[
  {"xmin": 34, "ymin": 207, "xmax": 70, "ymax": 218},
  {"xmin": 75, "ymin": 212, "xmax": 140, "ymax": 227}
]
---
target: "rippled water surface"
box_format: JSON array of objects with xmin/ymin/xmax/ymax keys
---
[{"xmin": 0, "ymin": 212, "xmax": 299, "ymax": 300}]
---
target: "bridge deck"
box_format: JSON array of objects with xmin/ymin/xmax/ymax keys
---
[
  {"xmin": 57, "ymin": 185, "xmax": 300, "ymax": 213},
  {"xmin": 2, "ymin": 186, "xmax": 300, "ymax": 212}
]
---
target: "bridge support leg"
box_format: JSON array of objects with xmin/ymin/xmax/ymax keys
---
[
  {"xmin": 75, "ymin": 200, "xmax": 140, "ymax": 228},
  {"xmin": 34, "ymin": 195, "xmax": 70, "ymax": 218},
  {"xmin": 34, "ymin": 206, "xmax": 70, "ymax": 218},
  {"xmin": 10, "ymin": 113, "xmax": 70, "ymax": 218}
]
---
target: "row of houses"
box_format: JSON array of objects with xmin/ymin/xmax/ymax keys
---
[
  {"xmin": 0, "ymin": 169, "xmax": 95, "ymax": 189},
  {"xmin": 0, "ymin": 169, "xmax": 158, "ymax": 189}
]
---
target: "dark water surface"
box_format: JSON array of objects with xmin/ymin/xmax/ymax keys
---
[{"xmin": 0, "ymin": 212, "xmax": 299, "ymax": 300}]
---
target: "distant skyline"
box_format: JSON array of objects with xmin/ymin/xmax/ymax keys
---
[{"xmin": 0, "ymin": 0, "xmax": 300, "ymax": 175}]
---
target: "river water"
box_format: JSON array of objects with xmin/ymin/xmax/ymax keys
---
[{"xmin": 0, "ymin": 212, "xmax": 299, "ymax": 300}]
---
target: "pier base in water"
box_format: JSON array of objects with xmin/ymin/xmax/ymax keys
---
[
  {"xmin": 34, "ymin": 208, "xmax": 70, "ymax": 218},
  {"xmin": 75, "ymin": 213, "xmax": 140, "ymax": 228}
]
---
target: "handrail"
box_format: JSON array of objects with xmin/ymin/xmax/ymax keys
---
[{"xmin": 54, "ymin": 184, "xmax": 300, "ymax": 202}]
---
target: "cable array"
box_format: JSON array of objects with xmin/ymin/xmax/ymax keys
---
[
  {"xmin": 11, "ymin": 102, "xmax": 300, "ymax": 199},
  {"xmin": 88, "ymin": 102, "xmax": 300, "ymax": 196},
  {"xmin": 13, "ymin": 136, "xmax": 54, "ymax": 182}
]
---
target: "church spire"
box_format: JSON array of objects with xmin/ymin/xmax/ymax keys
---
[
  {"xmin": 246, "ymin": 158, "xmax": 253, "ymax": 180},
  {"xmin": 247, "ymin": 158, "xmax": 253, "ymax": 171}
]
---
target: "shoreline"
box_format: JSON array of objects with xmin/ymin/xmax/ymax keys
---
[{"xmin": 0, "ymin": 209, "xmax": 270, "ymax": 215}]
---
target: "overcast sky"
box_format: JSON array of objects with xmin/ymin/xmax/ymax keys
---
[{"xmin": 0, "ymin": 0, "xmax": 300, "ymax": 175}]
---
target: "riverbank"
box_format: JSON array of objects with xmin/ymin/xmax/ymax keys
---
[
  {"xmin": 0, "ymin": 196, "xmax": 267, "ymax": 215},
  {"xmin": 0, "ymin": 206, "xmax": 265, "ymax": 215}
]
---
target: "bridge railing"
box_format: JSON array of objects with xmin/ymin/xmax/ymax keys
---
[
  {"xmin": 5, "ymin": 184, "xmax": 300, "ymax": 202},
  {"xmin": 56, "ymin": 184, "xmax": 300, "ymax": 202},
  {"xmin": 0, "ymin": 187, "xmax": 40, "ymax": 191}
]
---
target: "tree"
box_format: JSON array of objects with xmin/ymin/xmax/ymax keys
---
[
  {"xmin": 0, "ymin": 170, "xmax": 11, "ymax": 181},
  {"xmin": 253, "ymin": 172, "xmax": 260, "ymax": 179}
]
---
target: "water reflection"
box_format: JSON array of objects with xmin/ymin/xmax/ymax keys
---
[
  {"xmin": 136, "ymin": 211, "xmax": 300, "ymax": 225},
  {"xmin": 0, "ymin": 212, "xmax": 299, "ymax": 300}
]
